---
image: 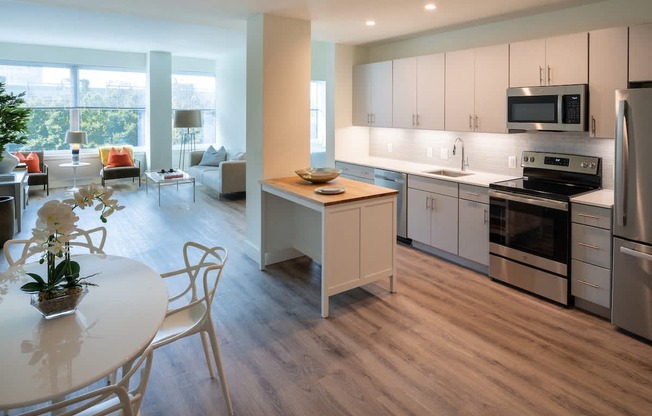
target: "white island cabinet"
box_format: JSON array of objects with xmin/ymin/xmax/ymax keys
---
[{"xmin": 260, "ymin": 176, "xmax": 397, "ymax": 318}]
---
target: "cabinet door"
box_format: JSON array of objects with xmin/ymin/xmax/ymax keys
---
[
  {"xmin": 589, "ymin": 27, "xmax": 628, "ymax": 138},
  {"xmin": 629, "ymin": 23, "xmax": 652, "ymax": 82},
  {"xmin": 509, "ymin": 38, "xmax": 546, "ymax": 87},
  {"xmin": 416, "ymin": 53, "xmax": 445, "ymax": 130},
  {"xmin": 407, "ymin": 187, "xmax": 431, "ymax": 245},
  {"xmin": 430, "ymin": 193, "xmax": 458, "ymax": 255},
  {"xmin": 370, "ymin": 61, "xmax": 393, "ymax": 127},
  {"xmin": 458, "ymin": 199, "xmax": 489, "ymax": 266},
  {"xmin": 392, "ymin": 57, "xmax": 417, "ymax": 128},
  {"xmin": 445, "ymin": 49, "xmax": 475, "ymax": 132},
  {"xmin": 474, "ymin": 44, "xmax": 509, "ymax": 133},
  {"xmin": 352, "ymin": 64, "xmax": 371, "ymax": 126},
  {"xmin": 545, "ymin": 32, "xmax": 588, "ymax": 86}
]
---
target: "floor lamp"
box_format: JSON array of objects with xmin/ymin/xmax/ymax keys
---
[{"xmin": 174, "ymin": 110, "xmax": 202, "ymax": 170}]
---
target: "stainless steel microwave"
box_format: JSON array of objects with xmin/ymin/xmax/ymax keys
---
[{"xmin": 506, "ymin": 84, "xmax": 588, "ymax": 132}]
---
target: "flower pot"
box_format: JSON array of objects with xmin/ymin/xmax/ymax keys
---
[
  {"xmin": 31, "ymin": 287, "xmax": 88, "ymax": 319},
  {"xmin": 0, "ymin": 196, "xmax": 15, "ymax": 247},
  {"xmin": 0, "ymin": 150, "xmax": 19, "ymax": 174}
]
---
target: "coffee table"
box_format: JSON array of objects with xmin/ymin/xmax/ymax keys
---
[{"xmin": 145, "ymin": 169, "xmax": 195, "ymax": 206}]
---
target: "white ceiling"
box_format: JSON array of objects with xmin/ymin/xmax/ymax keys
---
[{"xmin": 1, "ymin": 0, "xmax": 604, "ymax": 58}]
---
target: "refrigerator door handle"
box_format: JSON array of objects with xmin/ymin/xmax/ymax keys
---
[
  {"xmin": 615, "ymin": 99, "xmax": 628, "ymax": 227},
  {"xmin": 620, "ymin": 246, "xmax": 652, "ymax": 262}
]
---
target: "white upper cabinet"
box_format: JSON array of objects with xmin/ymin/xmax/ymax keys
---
[
  {"xmin": 510, "ymin": 32, "xmax": 588, "ymax": 87},
  {"xmin": 629, "ymin": 23, "xmax": 652, "ymax": 82},
  {"xmin": 589, "ymin": 27, "xmax": 628, "ymax": 138},
  {"xmin": 353, "ymin": 61, "xmax": 393, "ymax": 127},
  {"xmin": 393, "ymin": 54, "xmax": 445, "ymax": 130},
  {"xmin": 446, "ymin": 44, "xmax": 508, "ymax": 133}
]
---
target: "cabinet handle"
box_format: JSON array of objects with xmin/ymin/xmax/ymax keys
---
[
  {"xmin": 367, "ymin": 113, "xmax": 371, "ymax": 124},
  {"xmin": 474, "ymin": 115, "xmax": 479, "ymax": 131},
  {"xmin": 416, "ymin": 114, "xmax": 420, "ymax": 127},
  {"xmin": 578, "ymin": 213, "xmax": 601, "ymax": 220},
  {"xmin": 547, "ymin": 65, "xmax": 551, "ymax": 85},
  {"xmin": 464, "ymin": 192, "xmax": 480, "ymax": 197},
  {"xmin": 425, "ymin": 196, "xmax": 430, "ymax": 210},
  {"xmin": 577, "ymin": 279, "xmax": 600, "ymax": 289},
  {"xmin": 372, "ymin": 113, "xmax": 376, "ymax": 124},
  {"xmin": 578, "ymin": 241, "xmax": 600, "ymax": 250},
  {"xmin": 539, "ymin": 66, "xmax": 543, "ymax": 85},
  {"xmin": 591, "ymin": 116, "xmax": 596, "ymax": 136},
  {"xmin": 468, "ymin": 115, "xmax": 473, "ymax": 130},
  {"xmin": 412, "ymin": 114, "xmax": 416, "ymax": 127},
  {"xmin": 483, "ymin": 208, "xmax": 488, "ymax": 224}
]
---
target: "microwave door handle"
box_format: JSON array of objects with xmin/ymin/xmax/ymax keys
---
[{"xmin": 615, "ymin": 99, "xmax": 628, "ymax": 227}]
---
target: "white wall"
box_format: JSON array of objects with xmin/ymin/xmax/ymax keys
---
[{"xmin": 216, "ymin": 43, "xmax": 247, "ymax": 155}]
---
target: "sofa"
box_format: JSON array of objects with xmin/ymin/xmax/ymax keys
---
[{"xmin": 187, "ymin": 150, "xmax": 246, "ymax": 198}]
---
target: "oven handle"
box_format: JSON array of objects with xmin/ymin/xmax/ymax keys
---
[{"xmin": 488, "ymin": 189, "xmax": 568, "ymax": 211}]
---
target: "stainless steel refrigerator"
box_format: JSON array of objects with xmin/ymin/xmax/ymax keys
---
[{"xmin": 613, "ymin": 88, "xmax": 652, "ymax": 341}]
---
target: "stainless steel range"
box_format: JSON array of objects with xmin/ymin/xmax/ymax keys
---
[{"xmin": 488, "ymin": 151, "xmax": 601, "ymax": 305}]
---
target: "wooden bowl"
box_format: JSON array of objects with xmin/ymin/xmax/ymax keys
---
[{"xmin": 295, "ymin": 167, "xmax": 342, "ymax": 183}]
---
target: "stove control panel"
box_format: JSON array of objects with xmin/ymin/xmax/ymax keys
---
[{"xmin": 522, "ymin": 151, "xmax": 600, "ymax": 175}]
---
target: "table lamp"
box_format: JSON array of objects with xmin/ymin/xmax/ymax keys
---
[
  {"xmin": 65, "ymin": 131, "xmax": 87, "ymax": 165},
  {"xmin": 173, "ymin": 110, "xmax": 202, "ymax": 170}
]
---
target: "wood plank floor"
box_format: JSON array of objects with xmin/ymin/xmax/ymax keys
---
[{"xmin": 3, "ymin": 182, "xmax": 651, "ymax": 416}]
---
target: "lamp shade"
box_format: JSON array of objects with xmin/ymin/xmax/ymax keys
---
[
  {"xmin": 174, "ymin": 110, "xmax": 202, "ymax": 128},
  {"xmin": 65, "ymin": 131, "xmax": 87, "ymax": 144}
]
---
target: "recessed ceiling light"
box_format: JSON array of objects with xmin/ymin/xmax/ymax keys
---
[
  {"xmin": 366, "ymin": 20, "xmax": 376, "ymax": 27},
  {"xmin": 425, "ymin": 3, "xmax": 437, "ymax": 11}
]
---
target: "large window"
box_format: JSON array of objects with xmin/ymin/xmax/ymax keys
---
[
  {"xmin": 0, "ymin": 63, "xmax": 146, "ymax": 151},
  {"xmin": 310, "ymin": 80, "xmax": 326, "ymax": 152},
  {"xmin": 172, "ymin": 73, "xmax": 216, "ymax": 147}
]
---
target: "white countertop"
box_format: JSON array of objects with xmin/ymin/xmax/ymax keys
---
[
  {"xmin": 570, "ymin": 188, "xmax": 614, "ymax": 209},
  {"xmin": 336, "ymin": 156, "xmax": 520, "ymax": 187}
]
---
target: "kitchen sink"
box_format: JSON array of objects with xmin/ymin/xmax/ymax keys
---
[{"xmin": 423, "ymin": 169, "xmax": 474, "ymax": 178}]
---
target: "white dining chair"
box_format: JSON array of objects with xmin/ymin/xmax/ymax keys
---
[
  {"xmin": 150, "ymin": 242, "xmax": 234, "ymax": 416},
  {"xmin": 3, "ymin": 227, "xmax": 107, "ymax": 266},
  {"xmin": 13, "ymin": 347, "xmax": 154, "ymax": 416}
]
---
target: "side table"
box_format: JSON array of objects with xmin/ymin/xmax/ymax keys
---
[{"xmin": 59, "ymin": 162, "xmax": 90, "ymax": 192}]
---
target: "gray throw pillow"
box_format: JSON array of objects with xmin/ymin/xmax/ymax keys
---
[
  {"xmin": 232, "ymin": 152, "xmax": 246, "ymax": 161},
  {"xmin": 199, "ymin": 145, "xmax": 227, "ymax": 167}
]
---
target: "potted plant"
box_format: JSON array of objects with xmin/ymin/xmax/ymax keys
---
[
  {"xmin": 0, "ymin": 80, "xmax": 31, "ymax": 173},
  {"xmin": 20, "ymin": 184, "xmax": 124, "ymax": 319}
]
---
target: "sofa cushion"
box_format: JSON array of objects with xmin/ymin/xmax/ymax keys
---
[
  {"xmin": 198, "ymin": 145, "xmax": 227, "ymax": 167},
  {"xmin": 13, "ymin": 152, "xmax": 26, "ymax": 163},
  {"xmin": 25, "ymin": 152, "xmax": 42, "ymax": 173},
  {"xmin": 232, "ymin": 152, "xmax": 246, "ymax": 161},
  {"xmin": 107, "ymin": 147, "xmax": 134, "ymax": 167},
  {"xmin": 99, "ymin": 145, "xmax": 134, "ymax": 166}
]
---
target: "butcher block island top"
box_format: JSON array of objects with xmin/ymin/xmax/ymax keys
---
[
  {"xmin": 260, "ymin": 176, "xmax": 398, "ymax": 206},
  {"xmin": 260, "ymin": 175, "xmax": 398, "ymax": 317}
]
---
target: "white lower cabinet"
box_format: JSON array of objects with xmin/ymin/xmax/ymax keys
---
[
  {"xmin": 335, "ymin": 161, "xmax": 374, "ymax": 184},
  {"xmin": 407, "ymin": 176, "xmax": 458, "ymax": 255},
  {"xmin": 571, "ymin": 203, "xmax": 612, "ymax": 314},
  {"xmin": 458, "ymin": 184, "xmax": 489, "ymax": 266}
]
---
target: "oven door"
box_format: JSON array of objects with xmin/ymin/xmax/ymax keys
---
[{"xmin": 489, "ymin": 190, "xmax": 569, "ymax": 276}]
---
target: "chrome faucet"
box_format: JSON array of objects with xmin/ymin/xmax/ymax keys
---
[{"xmin": 452, "ymin": 137, "xmax": 469, "ymax": 171}]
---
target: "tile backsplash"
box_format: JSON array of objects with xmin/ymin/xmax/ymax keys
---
[{"xmin": 368, "ymin": 128, "xmax": 615, "ymax": 189}]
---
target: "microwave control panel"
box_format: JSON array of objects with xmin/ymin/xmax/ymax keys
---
[{"xmin": 562, "ymin": 94, "xmax": 582, "ymax": 124}]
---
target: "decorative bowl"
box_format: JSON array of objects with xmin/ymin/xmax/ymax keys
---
[{"xmin": 295, "ymin": 167, "xmax": 342, "ymax": 184}]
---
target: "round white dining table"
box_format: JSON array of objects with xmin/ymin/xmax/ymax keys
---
[{"xmin": 0, "ymin": 254, "xmax": 168, "ymax": 411}]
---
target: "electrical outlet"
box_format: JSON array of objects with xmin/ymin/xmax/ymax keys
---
[
  {"xmin": 508, "ymin": 155, "xmax": 517, "ymax": 169},
  {"xmin": 388, "ymin": 143, "xmax": 393, "ymax": 153},
  {"xmin": 427, "ymin": 147, "xmax": 433, "ymax": 157},
  {"xmin": 440, "ymin": 148, "xmax": 448, "ymax": 160}
]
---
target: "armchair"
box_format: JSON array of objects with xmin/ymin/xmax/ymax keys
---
[
  {"xmin": 98, "ymin": 146, "xmax": 141, "ymax": 187},
  {"xmin": 26, "ymin": 150, "xmax": 49, "ymax": 195}
]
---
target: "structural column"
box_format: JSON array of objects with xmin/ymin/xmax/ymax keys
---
[
  {"xmin": 244, "ymin": 14, "xmax": 312, "ymax": 261},
  {"xmin": 147, "ymin": 51, "xmax": 172, "ymax": 171}
]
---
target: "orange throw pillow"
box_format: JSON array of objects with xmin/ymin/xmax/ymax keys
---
[
  {"xmin": 107, "ymin": 147, "xmax": 134, "ymax": 167},
  {"xmin": 13, "ymin": 152, "xmax": 26, "ymax": 163},
  {"xmin": 25, "ymin": 152, "xmax": 41, "ymax": 173}
]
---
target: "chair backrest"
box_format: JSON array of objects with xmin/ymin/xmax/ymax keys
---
[
  {"xmin": 3, "ymin": 227, "xmax": 107, "ymax": 267},
  {"xmin": 98, "ymin": 145, "xmax": 134, "ymax": 166},
  {"xmin": 13, "ymin": 347, "xmax": 154, "ymax": 416},
  {"xmin": 163, "ymin": 242, "xmax": 228, "ymax": 319}
]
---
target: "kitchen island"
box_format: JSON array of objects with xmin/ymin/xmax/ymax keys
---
[{"xmin": 260, "ymin": 176, "xmax": 398, "ymax": 317}]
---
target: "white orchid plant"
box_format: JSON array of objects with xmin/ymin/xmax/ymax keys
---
[{"xmin": 20, "ymin": 184, "xmax": 124, "ymax": 296}]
